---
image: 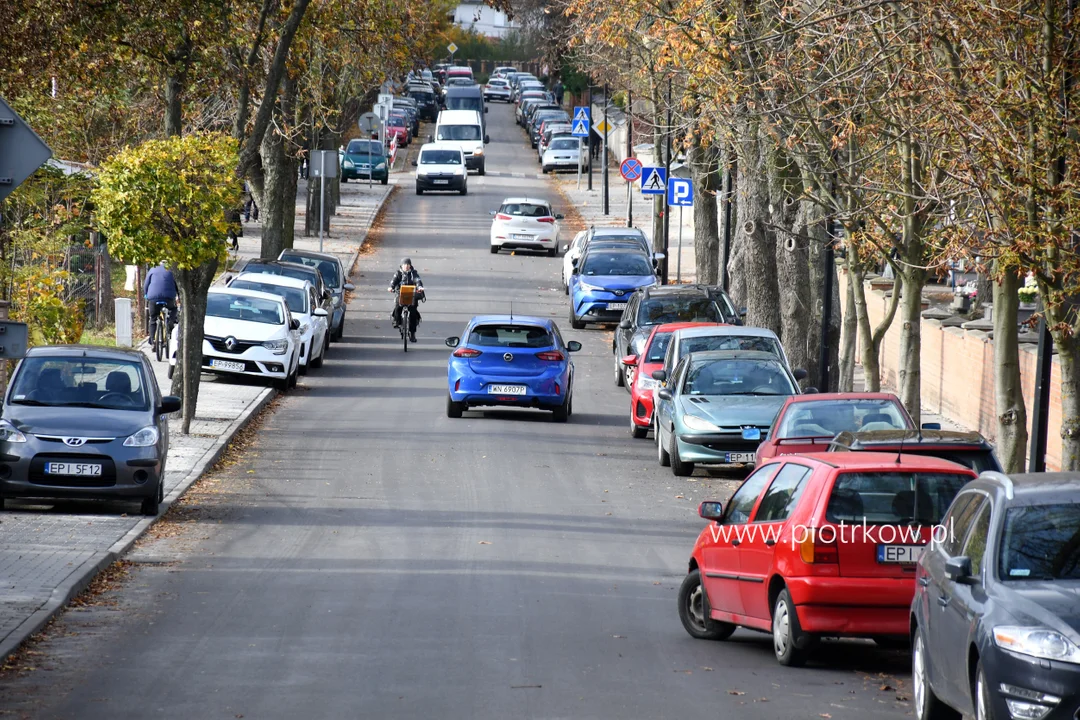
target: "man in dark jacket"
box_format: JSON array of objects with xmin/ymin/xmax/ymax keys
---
[
  {"xmin": 387, "ymin": 257, "xmax": 423, "ymax": 342},
  {"xmin": 144, "ymin": 261, "xmax": 178, "ymax": 343}
]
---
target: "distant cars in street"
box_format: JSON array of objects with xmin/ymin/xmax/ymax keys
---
[{"xmin": 276, "ymin": 249, "xmax": 354, "ymax": 341}]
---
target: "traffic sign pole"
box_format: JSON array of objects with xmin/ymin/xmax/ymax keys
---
[
  {"xmin": 587, "ymin": 84, "xmax": 593, "ymax": 192},
  {"xmin": 677, "ymin": 205, "xmax": 683, "ymax": 283},
  {"xmin": 602, "ymin": 83, "xmax": 609, "ymax": 215}
]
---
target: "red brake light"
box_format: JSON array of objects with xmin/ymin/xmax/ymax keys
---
[
  {"xmin": 536, "ymin": 350, "xmax": 565, "ymax": 361},
  {"xmin": 453, "ymin": 347, "xmax": 482, "ymax": 358},
  {"xmin": 496, "ymin": 213, "xmax": 512, "ymax": 221},
  {"xmin": 537, "ymin": 217, "xmax": 555, "ymax": 224}
]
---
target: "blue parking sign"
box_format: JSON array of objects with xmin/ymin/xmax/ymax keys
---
[{"xmin": 667, "ymin": 178, "xmax": 693, "ymax": 206}]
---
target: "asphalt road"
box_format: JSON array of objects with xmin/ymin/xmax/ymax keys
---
[{"xmin": 0, "ymin": 103, "xmax": 913, "ymax": 719}]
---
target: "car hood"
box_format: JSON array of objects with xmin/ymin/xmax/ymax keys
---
[
  {"xmin": 678, "ymin": 394, "xmax": 789, "ymax": 429},
  {"xmin": 993, "ymin": 580, "xmax": 1080, "ymax": 642},
  {"xmin": 6, "ymin": 405, "xmax": 150, "ymax": 437},
  {"xmin": 579, "ymin": 275, "xmax": 656, "ymax": 292},
  {"xmin": 205, "ymin": 315, "xmax": 287, "ymax": 342}
]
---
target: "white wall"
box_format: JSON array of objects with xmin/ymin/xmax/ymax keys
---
[{"xmin": 453, "ymin": 2, "xmax": 518, "ymax": 38}]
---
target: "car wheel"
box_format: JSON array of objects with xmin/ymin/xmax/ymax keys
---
[
  {"xmin": 310, "ymin": 339, "xmax": 325, "ymax": 368},
  {"xmin": 0, "ymin": 496, "xmax": 6, "ymax": 510},
  {"xmin": 274, "ymin": 375, "xmax": 289, "ymax": 391},
  {"xmin": 677, "ymin": 570, "xmax": 736, "ymax": 640},
  {"xmin": 670, "ymin": 432, "xmax": 695, "ymax": 476},
  {"xmin": 657, "ymin": 421, "xmax": 671, "ymax": 466},
  {"xmin": 631, "ymin": 416, "xmax": 649, "ymax": 439},
  {"xmin": 542, "ymin": 166, "xmax": 549, "ymax": 174},
  {"xmin": 167, "ymin": 363, "xmax": 174, "ymax": 380},
  {"xmin": 912, "ymin": 628, "xmax": 959, "ymax": 720},
  {"xmin": 478, "ymin": 164, "xmax": 486, "ymax": 176},
  {"xmin": 614, "ymin": 356, "xmax": 625, "ymax": 387},
  {"xmin": 460, "ymin": 185, "xmax": 468, "ymax": 196},
  {"xmin": 381, "ymin": 176, "xmax": 388, "ymax": 185},
  {"xmin": 335, "ymin": 317, "xmax": 344, "ymax": 341},
  {"xmin": 975, "ymin": 661, "xmax": 993, "ymax": 720},
  {"xmin": 772, "ymin": 589, "xmax": 811, "ymax": 667},
  {"xmin": 446, "ymin": 394, "xmax": 464, "ymax": 418},
  {"xmin": 140, "ymin": 489, "xmax": 160, "ymax": 516},
  {"xmin": 552, "ymin": 394, "xmax": 570, "ymax": 422},
  {"xmin": 569, "ymin": 310, "xmax": 586, "ymax": 330},
  {"xmin": 490, "ymin": 245, "xmax": 500, "ymax": 254},
  {"xmin": 299, "ymin": 345, "xmax": 309, "ymax": 375},
  {"xmin": 289, "ymin": 364, "xmax": 298, "ymax": 389}
]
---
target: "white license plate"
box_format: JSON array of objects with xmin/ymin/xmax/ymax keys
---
[
  {"xmin": 607, "ymin": 302, "xmax": 627, "ymax": 310},
  {"xmin": 210, "ymin": 359, "xmax": 245, "ymax": 373},
  {"xmin": 877, "ymin": 544, "xmax": 924, "ymax": 564},
  {"xmin": 725, "ymin": 452, "xmax": 756, "ymax": 464},
  {"xmin": 488, "ymin": 385, "xmax": 527, "ymax": 395},
  {"xmin": 433, "ymin": 179, "xmax": 449, "ymax": 185},
  {"xmin": 512, "ymin": 234, "xmax": 533, "ymax": 241},
  {"xmin": 45, "ymin": 462, "xmax": 102, "ymax": 476}
]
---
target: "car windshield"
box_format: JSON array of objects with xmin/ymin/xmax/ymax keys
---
[
  {"xmin": 826, "ymin": 472, "xmax": 970, "ymax": 526},
  {"xmin": 409, "ymin": 91, "xmax": 433, "ymax": 102},
  {"xmin": 9, "ymin": 357, "xmax": 150, "ymax": 410},
  {"xmin": 437, "ymin": 125, "xmax": 482, "ymax": 141},
  {"xmin": 446, "ymin": 97, "xmax": 482, "ymax": 112},
  {"xmin": 388, "ymin": 117, "xmax": 405, "ymax": 127},
  {"xmin": 467, "ymin": 325, "xmax": 553, "ymax": 348},
  {"xmin": 206, "ymin": 294, "xmax": 285, "ymax": 325},
  {"xmin": 500, "ymin": 202, "xmax": 551, "ymax": 217},
  {"xmin": 679, "ymin": 334, "xmax": 783, "ymax": 362},
  {"xmin": 550, "ymin": 138, "xmax": 578, "ymax": 150},
  {"xmin": 645, "ymin": 332, "xmax": 674, "ymax": 363},
  {"xmin": 999, "ymin": 503, "xmax": 1080, "ymax": 581},
  {"xmin": 346, "ymin": 140, "xmax": 382, "ymax": 156},
  {"xmin": 279, "ymin": 254, "xmax": 341, "ymax": 289},
  {"xmin": 581, "ymin": 253, "xmax": 654, "ymax": 277},
  {"xmin": 421, "ymin": 150, "xmax": 462, "ymax": 164},
  {"xmin": 683, "ymin": 358, "xmax": 796, "ymax": 396},
  {"xmin": 230, "ymin": 281, "xmax": 307, "ymax": 313},
  {"xmin": 777, "ymin": 399, "xmax": 909, "ymax": 438},
  {"xmin": 639, "ymin": 298, "xmax": 722, "ymax": 324}
]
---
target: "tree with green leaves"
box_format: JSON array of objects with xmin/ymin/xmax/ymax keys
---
[{"xmin": 92, "ymin": 133, "xmax": 241, "ymax": 434}]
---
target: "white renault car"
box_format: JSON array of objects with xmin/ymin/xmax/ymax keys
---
[
  {"xmin": 489, "ymin": 197, "xmax": 563, "ymax": 256},
  {"xmin": 169, "ymin": 287, "xmax": 301, "ymax": 390},
  {"xmin": 227, "ymin": 273, "xmax": 328, "ymax": 373}
]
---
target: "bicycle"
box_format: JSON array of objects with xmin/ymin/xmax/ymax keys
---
[
  {"xmin": 150, "ymin": 301, "xmax": 173, "ymax": 362},
  {"xmin": 397, "ymin": 284, "xmax": 424, "ymax": 352}
]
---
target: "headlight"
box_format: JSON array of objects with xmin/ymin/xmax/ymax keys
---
[
  {"xmin": 637, "ymin": 374, "xmax": 659, "ymax": 391},
  {"xmin": 123, "ymin": 426, "xmax": 160, "ymax": 447},
  {"xmin": 0, "ymin": 420, "xmax": 27, "ymax": 443},
  {"xmin": 994, "ymin": 626, "xmax": 1080, "ymax": 664},
  {"xmin": 343, "ymin": 160, "xmax": 354, "ymax": 168},
  {"xmin": 683, "ymin": 414, "xmax": 722, "ymax": 432},
  {"xmin": 579, "ymin": 281, "xmax": 603, "ymax": 292},
  {"xmin": 262, "ymin": 338, "xmax": 289, "ymax": 355},
  {"xmin": 376, "ymin": 162, "xmax": 386, "ymax": 170},
  {"xmin": 332, "ymin": 296, "xmax": 342, "ymax": 307},
  {"xmin": 455, "ymin": 167, "xmax": 464, "ymax": 175},
  {"xmin": 474, "ymin": 147, "xmax": 484, "ymax": 155}
]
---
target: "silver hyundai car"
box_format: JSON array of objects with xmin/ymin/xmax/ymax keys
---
[{"xmin": 0, "ymin": 346, "xmax": 180, "ymax": 515}]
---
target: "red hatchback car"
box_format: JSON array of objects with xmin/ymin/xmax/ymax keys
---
[
  {"xmin": 386, "ymin": 116, "xmax": 410, "ymax": 146},
  {"xmin": 678, "ymin": 452, "xmax": 976, "ymax": 666},
  {"xmin": 621, "ymin": 322, "xmax": 723, "ymax": 439},
  {"xmin": 754, "ymin": 392, "xmax": 915, "ymax": 465}
]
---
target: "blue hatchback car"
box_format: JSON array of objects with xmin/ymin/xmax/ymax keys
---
[
  {"xmin": 445, "ymin": 316, "xmax": 581, "ymax": 421},
  {"xmin": 569, "ymin": 248, "xmax": 657, "ymax": 329}
]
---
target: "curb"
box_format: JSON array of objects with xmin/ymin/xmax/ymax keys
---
[
  {"xmin": 0, "ymin": 387, "xmax": 276, "ymax": 663},
  {"xmin": 346, "ymin": 183, "xmax": 397, "ymax": 277}
]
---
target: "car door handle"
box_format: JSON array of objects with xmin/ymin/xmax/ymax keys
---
[
  {"xmin": 937, "ymin": 594, "xmax": 950, "ymax": 608},
  {"xmin": 918, "ymin": 577, "xmax": 930, "ymax": 587}
]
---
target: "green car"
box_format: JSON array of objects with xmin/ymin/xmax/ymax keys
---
[
  {"xmin": 653, "ymin": 349, "xmax": 801, "ymax": 476},
  {"xmin": 341, "ymin": 138, "xmax": 388, "ymax": 184}
]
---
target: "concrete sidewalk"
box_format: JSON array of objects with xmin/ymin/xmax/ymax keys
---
[{"xmin": 0, "ymin": 173, "xmax": 397, "ymax": 663}]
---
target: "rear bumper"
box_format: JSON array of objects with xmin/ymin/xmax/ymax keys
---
[
  {"xmin": 448, "ymin": 368, "xmax": 569, "ymax": 407},
  {"xmin": 492, "ymin": 233, "xmax": 557, "ymax": 250},
  {"xmin": 342, "ymin": 167, "xmax": 388, "ymax": 181},
  {"xmin": 786, "ymin": 576, "xmax": 914, "ymax": 635}
]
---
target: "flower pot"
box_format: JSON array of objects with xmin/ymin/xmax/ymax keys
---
[{"xmin": 951, "ymin": 295, "xmax": 971, "ymax": 313}]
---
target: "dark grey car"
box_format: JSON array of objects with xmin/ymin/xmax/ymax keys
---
[
  {"xmin": 277, "ymin": 249, "xmax": 355, "ymax": 340},
  {"xmin": 0, "ymin": 346, "xmax": 181, "ymax": 515}
]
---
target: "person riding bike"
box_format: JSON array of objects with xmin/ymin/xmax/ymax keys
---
[
  {"xmin": 388, "ymin": 257, "xmax": 423, "ymax": 343},
  {"xmin": 144, "ymin": 260, "xmax": 178, "ymax": 345}
]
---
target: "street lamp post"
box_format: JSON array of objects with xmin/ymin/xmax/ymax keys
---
[{"xmin": 661, "ymin": 76, "xmax": 672, "ymax": 285}]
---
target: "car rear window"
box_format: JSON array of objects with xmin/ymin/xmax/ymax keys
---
[
  {"xmin": 10, "ymin": 357, "xmax": 149, "ymax": 411},
  {"xmin": 500, "ymin": 202, "xmax": 551, "ymax": 217},
  {"xmin": 638, "ymin": 298, "xmax": 722, "ymax": 325},
  {"xmin": 826, "ymin": 472, "xmax": 971, "ymax": 526},
  {"xmin": 999, "ymin": 503, "xmax": 1080, "ymax": 581},
  {"xmin": 280, "ymin": 254, "xmax": 341, "ymax": 289},
  {"xmin": 777, "ymin": 399, "xmax": 909, "ymax": 438},
  {"xmin": 679, "ymin": 334, "xmax": 782, "ymax": 362},
  {"xmin": 468, "ymin": 325, "xmax": 553, "ymax": 348}
]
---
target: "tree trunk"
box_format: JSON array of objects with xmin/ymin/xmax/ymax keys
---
[
  {"xmin": 734, "ymin": 118, "xmax": 780, "ymax": 334},
  {"xmin": 804, "ymin": 196, "xmax": 831, "ymax": 386},
  {"xmin": 992, "ymin": 267, "xmax": 1028, "ymax": 472},
  {"xmin": 689, "ymin": 134, "xmax": 720, "ymax": 284},
  {"xmin": 897, "ymin": 269, "xmax": 926, "ymax": 425},
  {"xmin": 283, "ymin": 155, "xmax": 298, "ymax": 249},
  {"xmin": 259, "ymin": 119, "xmax": 289, "ymax": 258},
  {"xmin": 171, "ymin": 260, "xmax": 218, "ymax": 434},
  {"xmin": 839, "ymin": 262, "xmax": 857, "ymax": 392},
  {"xmin": 774, "ymin": 196, "xmax": 811, "ymax": 378},
  {"xmin": 164, "ymin": 68, "xmax": 186, "ymax": 138}
]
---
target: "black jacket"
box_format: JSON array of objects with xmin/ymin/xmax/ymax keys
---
[{"xmin": 389, "ymin": 268, "xmax": 423, "ymax": 292}]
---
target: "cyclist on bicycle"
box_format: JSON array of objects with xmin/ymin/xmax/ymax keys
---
[
  {"xmin": 387, "ymin": 257, "xmax": 423, "ymax": 343},
  {"xmin": 144, "ymin": 260, "xmax": 178, "ymax": 343}
]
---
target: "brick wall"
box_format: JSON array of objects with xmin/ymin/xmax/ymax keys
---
[{"xmin": 838, "ymin": 270, "xmax": 1063, "ymax": 471}]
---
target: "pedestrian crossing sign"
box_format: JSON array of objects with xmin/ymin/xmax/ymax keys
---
[
  {"xmin": 573, "ymin": 106, "xmax": 591, "ymax": 123},
  {"xmin": 571, "ymin": 119, "xmax": 590, "ymax": 137},
  {"xmin": 640, "ymin": 167, "xmax": 667, "ymax": 195}
]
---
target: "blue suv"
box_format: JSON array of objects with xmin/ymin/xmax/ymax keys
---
[{"xmin": 568, "ymin": 248, "xmax": 657, "ymax": 329}]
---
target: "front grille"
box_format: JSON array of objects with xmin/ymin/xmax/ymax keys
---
[
  {"xmin": 205, "ymin": 335, "xmax": 262, "ymax": 354},
  {"xmin": 35, "ymin": 435, "xmax": 114, "ymax": 444},
  {"xmin": 29, "ymin": 454, "xmax": 117, "ymax": 487}
]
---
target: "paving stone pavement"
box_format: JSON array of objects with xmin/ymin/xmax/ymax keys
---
[{"xmin": 0, "ymin": 170, "xmax": 396, "ymax": 661}]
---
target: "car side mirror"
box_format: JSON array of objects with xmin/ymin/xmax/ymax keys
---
[
  {"xmin": 313, "ymin": 308, "xmax": 329, "ymax": 317},
  {"xmin": 698, "ymin": 501, "xmax": 724, "ymax": 522},
  {"xmin": 945, "ymin": 556, "xmax": 975, "ymax": 584},
  {"xmin": 561, "ymin": 244, "xmax": 569, "ymax": 253},
  {"xmin": 657, "ymin": 389, "xmax": 673, "ymax": 401},
  {"xmin": 344, "ymin": 283, "xmax": 355, "ymax": 291},
  {"xmin": 621, "ymin": 354, "xmax": 638, "ymax": 367},
  {"xmin": 651, "ymin": 370, "xmax": 667, "ymax": 382},
  {"xmin": 489, "ymin": 210, "xmax": 497, "ymax": 216},
  {"xmin": 619, "ymin": 318, "xmax": 632, "ymax": 329},
  {"xmin": 739, "ymin": 307, "xmax": 748, "ymax": 317},
  {"xmin": 484, "ymin": 135, "xmax": 491, "ymax": 144},
  {"xmin": 652, "ymin": 252, "xmax": 666, "ymax": 261},
  {"xmin": 922, "ymin": 422, "xmax": 942, "ymax": 430},
  {"xmin": 445, "ymin": 336, "xmax": 460, "ymax": 348},
  {"xmin": 158, "ymin": 396, "xmax": 182, "ymax": 415},
  {"xmin": 411, "ymin": 159, "xmax": 418, "ymax": 166},
  {"xmin": 427, "ymin": 135, "xmax": 434, "ymax": 142},
  {"xmin": 290, "ymin": 318, "xmax": 301, "ymax": 330},
  {"xmin": 567, "ymin": 341, "xmax": 582, "ymax": 352},
  {"xmin": 793, "ymin": 368, "xmax": 808, "ymax": 381}
]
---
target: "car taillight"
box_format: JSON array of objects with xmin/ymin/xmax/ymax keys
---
[
  {"xmin": 536, "ymin": 351, "xmax": 565, "ymax": 361},
  {"xmin": 496, "ymin": 213, "xmax": 512, "ymax": 221},
  {"xmin": 537, "ymin": 217, "xmax": 555, "ymax": 224},
  {"xmin": 453, "ymin": 348, "xmax": 482, "ymax": 358},
  {"xmin": 555, "ymin": 382, "xmax": 561, "ymax": 395},
  {"xmin": 799, "ymin": 529, "xmax": 839, "ymax": 564},
  {"xmin": 454, "ymin": 379, "xmax": 461, "ymax": 391}
]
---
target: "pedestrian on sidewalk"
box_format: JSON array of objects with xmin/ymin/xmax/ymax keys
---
[{"xmin": 553, "ymin": 79, "xmax": 564, "ymax": 107}]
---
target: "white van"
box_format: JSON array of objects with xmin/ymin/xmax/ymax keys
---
[
  {"xmin": 412, "ymin": 143, "xmax": 467, "ymax": 195},
  {"xmin": 433, "ymin": 109, "xmax": 488, "ymax": 175}
]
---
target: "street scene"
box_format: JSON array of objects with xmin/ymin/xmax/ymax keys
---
[{"xmin": 1, "ymin": 2, "xmax": 1078, "ymax": 719}]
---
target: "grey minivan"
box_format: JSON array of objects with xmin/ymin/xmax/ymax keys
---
[{"xmin": 445, "ymin": 86, "xmax": 487, "ymax": 135}]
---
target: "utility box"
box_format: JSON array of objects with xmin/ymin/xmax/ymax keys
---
[
  {"xmin": 115, "ymin": 297, "xmax": 133, "ymax": 347},
  {"xmin": 0, "ymin": 321, "xmax": 28, "ymax": 359}
]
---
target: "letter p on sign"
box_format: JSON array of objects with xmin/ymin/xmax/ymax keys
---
[{"xmin": 667, "ymin": 178, "xmax": 693, "ymax": 207}]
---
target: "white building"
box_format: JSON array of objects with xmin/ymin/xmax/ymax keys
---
[{"xmin": 453, "ymin": 1, "xmax": 518, "ymax": 38}]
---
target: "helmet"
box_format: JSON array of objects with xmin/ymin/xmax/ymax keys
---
[{"xmin": 401, "ymin": 257, "xmax": 412, "ymax": 267}]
